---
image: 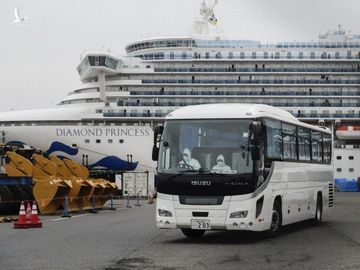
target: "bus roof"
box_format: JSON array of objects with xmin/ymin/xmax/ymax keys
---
[{"xmin": 165, "ymin": 104, "xmax": 331, "ymax": 134}]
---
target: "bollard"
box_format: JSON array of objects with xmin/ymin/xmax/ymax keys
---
[
  {"xmin": 62, "ymin": 196, "xmax": 71, "ymax": 218},
  {"xmin": 89, "ymin": 195, "xmax": 98, "ymax": 213},
  {"xmin": 109, "ymin": 193, "xmax": 116, "ymax": 210},
  {"xmin": 125, "ymin": 193, "xmax": 132, "ymax": 208},
  {"xmin": 135, "ymin": 192, "xmax": 141, "ymax": 207}
]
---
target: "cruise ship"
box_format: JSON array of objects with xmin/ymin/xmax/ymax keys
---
[{"xmin": 1, "ymin": 0, "xmax": 360, "ymax": 179}]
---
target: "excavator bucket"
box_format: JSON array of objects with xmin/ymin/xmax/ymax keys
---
[
  {"xmin": 63, "ymin": 159, "xmax": 89, "ymax": 179},
  {"xmin": 32, "ymin": 154, "xmax": 58, "ymax": 179},
  {"xmin": 48, "ymin": 155, "xmax": 72, "ymax": 179},
  {"xmin": 67, "ymin": 177, "xmax": 96, "ymax": 211},
  {"xmin": 33, "ymin": 178, "xmax": 72, "ymax": 214},
  {"xmin": 82, "ymin": 180, "xmax": 105, "ymax": 210},
  {"xmin": 4, "ymin": 151, "xmax": 33, "ymax": 177},
  {"xmin": 92, "ymin": 179, "xmax": 118, "ymax": 208}
]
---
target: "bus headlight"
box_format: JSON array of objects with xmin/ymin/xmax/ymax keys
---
[
  {"xmin": 158, "ymin": 209, "xmax": 173, "ymax": 217},
  {"xmin": 230, "ymin": 210, "xmax": 248, "ymax": 219}
]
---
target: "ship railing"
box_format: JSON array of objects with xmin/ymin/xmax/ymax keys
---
[
  {"xmin": 141, "ymin": 79, "xmax": 360, "ymax": 85},
  {"xmin": 154, "ymin": 67, "xmax": 360, "ymax": 73}
]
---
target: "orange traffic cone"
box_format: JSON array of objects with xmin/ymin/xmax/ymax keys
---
[
  {"xmin": 29, "ymin": 201, "xmax": 42, "ymax": 228},
  {"xmin": 14, "ymin": 201, "xmax": 29, "ymax": 229}
]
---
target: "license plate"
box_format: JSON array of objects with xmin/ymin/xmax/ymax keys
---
[{"xmin": 191, "ymin": 219, "xmax": 211, "ymax": 230}]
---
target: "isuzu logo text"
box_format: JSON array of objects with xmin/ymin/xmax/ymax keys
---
[{"xmin": 191, "ymin": 180, "xmax": 211, "ymax": 186}]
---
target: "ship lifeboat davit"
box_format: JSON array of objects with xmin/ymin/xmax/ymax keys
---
[{"xmin": 336, "ymin": 125, "xmax": 360, "ymax": 140}]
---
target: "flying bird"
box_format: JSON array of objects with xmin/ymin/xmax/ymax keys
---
[{"xmin": 13, "ymin": 8, "xmax": 28, "ymax": 24}]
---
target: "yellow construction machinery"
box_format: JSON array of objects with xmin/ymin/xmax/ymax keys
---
[
  {"xmin": 49, "ymin": 156, "xmax": 95, "ymax": 211},
  {"xmin": 2, "ymin": 150, "xmax": 118, "ymax": 215},
  {"xmin": 31, "ymin": 154, "xmax": 73, "ymax": 214}
]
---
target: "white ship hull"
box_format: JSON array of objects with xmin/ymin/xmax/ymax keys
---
[{"xmin": 1, "ymin": 124, "xmax": 155, "ymax": 172}]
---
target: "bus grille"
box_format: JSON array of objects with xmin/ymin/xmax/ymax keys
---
[{"xmin": 328, "ymin": 183, "xmax": 334, "ymax": 208}]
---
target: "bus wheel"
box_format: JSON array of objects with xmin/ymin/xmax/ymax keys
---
[
  {"xmin": 181, "ymin": 228, "xmax": 205, "ymax": 238},
  {"xmin": 266, "ymin": 201, "xmax": 282, "ymax": 237},
  {"xmin": 312, "ymin": 193, "xmax": 322, "ymax": 226}
]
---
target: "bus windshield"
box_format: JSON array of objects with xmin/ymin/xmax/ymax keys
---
[{"xmin": 158, "ymin": 119, "xmax": 254, "ymax": 175}]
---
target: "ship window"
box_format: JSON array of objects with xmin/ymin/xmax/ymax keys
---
[
  {"xmin": 252, "ymin": 52, "xmax": 256, "ymax": 59},
  {"xmin": 96, "ymin": 139, "xmax": 101, "ymax": 144},
  {"xmin": 349, "ymin": 168, "xmax": 354, "ymax": 172},
  {"xmin": 336, "ymin": 168, "xmax": 342, "ymax": 172},
  {"xmin": 108, "ymin": 139, "xmax": 113, "ymax": 144},
  {"xmin": 119, "ymin": 139, "xmax": 124, "ymax": 144},
  {"xmin": 349, "ymin": 156, "xmax": 354, "ymax": 160},
  {"xmin": 85, "ymin": 139, "xmax": 90, "ymax": 144},
  {"xmin": 336, "ymin": 156, "xmax": 342, "ymax": 160},
  {"xmin": 310, "ymin": 52, "xmax": 315, "ymax": 59}
]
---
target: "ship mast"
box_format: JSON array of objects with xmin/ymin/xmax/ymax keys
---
[{"xmin": 193, "ymin": 0, "xmax": 219, "ymax": 35}]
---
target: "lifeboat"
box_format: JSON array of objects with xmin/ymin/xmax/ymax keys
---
[{"xmin": 336, "ymin": 125, "xmax": 360, "ymax": 140}]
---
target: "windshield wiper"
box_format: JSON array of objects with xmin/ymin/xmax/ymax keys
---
[{"xmin": 167, "ymin": 169, "xmax": 240, "ymax": 182}]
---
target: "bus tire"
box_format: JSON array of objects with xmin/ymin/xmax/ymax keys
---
[
  {"xmin": 181, "ymin": 228, "xmax": 205, "ymax": 238},
  {"xmin": 312, "ymin": 193, "xmax": 322, "ymax": 226},
  {"xmin": 266, "ymin": 200, "xmax": 282, "ymax": 238}
]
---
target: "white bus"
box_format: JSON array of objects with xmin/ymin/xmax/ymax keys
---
[{"xmin": 152, "ymin": 104, "xmax": 334, "ymax": 238}]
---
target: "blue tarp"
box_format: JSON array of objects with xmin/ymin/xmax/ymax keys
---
[{"xmin": 335, "ymin": 178, "xmax": 359, "ymax": 192}]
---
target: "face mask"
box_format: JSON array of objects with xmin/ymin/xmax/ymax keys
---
[
  {"xmin": 183, "ymin": 154, "xmax": 189, "ymax": 162},
  {"xmin": 217, "ymin": 161, "xmax": 224, "ymax": 167}
]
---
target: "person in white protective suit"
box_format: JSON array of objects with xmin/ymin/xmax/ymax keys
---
[
  {"xmin": 212, "ymin": 154, "xmax": 232, "ymax": 174},
  {"xmin": 178, "ymin": 148, "xmax": 201, "ymax": 169}
]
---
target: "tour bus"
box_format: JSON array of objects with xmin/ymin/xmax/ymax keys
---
[{"xmin": 152, "ymin": 104, "xmax": 334, "ymax": 238}]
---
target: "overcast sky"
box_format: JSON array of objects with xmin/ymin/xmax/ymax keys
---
[{"xmin": 0, "ymin": 0, "xmax": 360, "ymax": 111}]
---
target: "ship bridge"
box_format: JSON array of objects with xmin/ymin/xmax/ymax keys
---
[{"xmin": 77, "ymin": 53, "xmax": 121, "ymax": 80}]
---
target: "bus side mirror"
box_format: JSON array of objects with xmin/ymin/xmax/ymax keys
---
[
  {"xmin": 249, "ymin": 121, "xmax": 262, "ymax": 161},
  {"xmin": 152, "ymin": 145, "xmax": 159, "ymax": 161},
  {"xmin": 250, "ymin": 121, "xmax": 262, "ymax": 140},
  {"xmin": 251, "ymin": 145, "xmax": 260, "ymax": 161},
  {"xmin": 152, "ymin": 126, "xmax": 164, "ymax": 161}
]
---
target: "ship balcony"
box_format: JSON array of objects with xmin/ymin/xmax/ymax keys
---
[
  {"xmin": 154, "ymin": 67, "xmax": 360, "ymax": 73},
  {"xmin": 129, "ymin": 90, "xmax": 360, "ymax": 96},
  {"xmin": 141, "ymin": 79, "xmax": 360, "ymax": 85}
]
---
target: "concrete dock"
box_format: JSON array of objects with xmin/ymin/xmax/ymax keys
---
[{"xmin": 1, "ymin": 193, "xmax": 360, "ymax": 270}]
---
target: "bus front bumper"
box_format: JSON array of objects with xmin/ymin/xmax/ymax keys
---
[{"xmin": 156, "ymin": 194, "xmax": 271, "ymax": 232}]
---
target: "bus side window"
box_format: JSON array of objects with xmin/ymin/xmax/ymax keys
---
[
  {"xmin": 282, "ymin": 123, "xmax": 297, "ymax": 161},
  {"xmin": 311, "ymin": 131, "xmax": 323, "ymax": 162},
  {"xmin": 322, "ymin": 133, "xmax": 332, "ymax": 163},
  {"xmin": 298, "ymin": 127, "xmax": 311, "ymax": 161},
  {"xmin": 264, "ymin": 119, "xmax": 283, "ymax": 159}
]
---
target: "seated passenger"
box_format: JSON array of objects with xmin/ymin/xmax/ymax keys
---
[
  {"xmin": 178, "ymin": 148, "xmax": 201, "ymax": 170},
  {"xmin": 212, "ymin": 155, "xmax": 232, "ymax": 174}
]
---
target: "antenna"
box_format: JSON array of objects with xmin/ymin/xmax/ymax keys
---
[{"xmin": 194, "ymin": 0, "xmax": 219, "ymax": 35}]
